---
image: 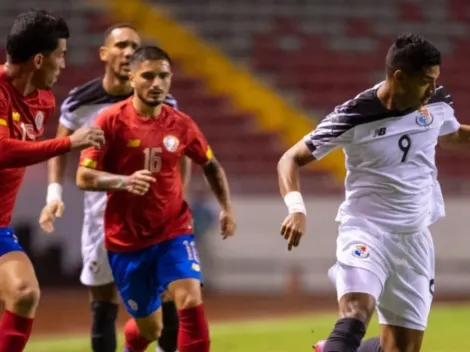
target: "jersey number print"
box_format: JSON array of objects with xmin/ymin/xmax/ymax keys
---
[
  {"xmin": 398, "ymin": 134, "xmax": 412, "ymax": 162},
  {"xmin": 143, "ymin": 147, "xmax": 162, "ymax": 172}
]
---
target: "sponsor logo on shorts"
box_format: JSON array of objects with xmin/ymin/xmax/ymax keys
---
[
  {"xmin": 128, "ymin": 299, "xmax": 138, "ymax": 311},
  {"xmin": 89, "ymin": 261, "xmax": 99, "ymax": 274},
  {"xmin": 352, "ymin": 244, "xmax": 369, "ymax": 259},
  {"xmin": 192, "ymin": 263, "xmax": 201, "ymax": 272}
]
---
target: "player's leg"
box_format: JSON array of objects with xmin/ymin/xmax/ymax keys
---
[
  {"xmin": 159, "ymin": 235, "xmax": 209, "ymax": 352},
  {"xmin": 81, "ymin": 235, "xmax": 119, "ymax": 352},
  {"xmin": 320, "ymin": 227, "xmax": 389, "ymax": 352},
  {"xmin": 357, "ymin": 337, "xmax": 382, "ymax": 352},
  {"xmin": 375, "ymin": 230, "xmax": 435, "ymax": 352},
  {"xmin": 0, "ymin": 228, "xmax": 40, "ymax": 352},
  {"xmin": 158, "ymin": 296, "xmax": 179, "ymax": 352},
  {"xmin": 107, "ymin": 248, "xmax": 163, "ymax": 352}
]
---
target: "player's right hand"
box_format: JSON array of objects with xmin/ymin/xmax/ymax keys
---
[
  {"xmin": 69, "ymin": 126, "xmax": 105, "ymax": 149},
  {"xmin": 38, "ymin": 200, "xmax": 65, "ymax": 233},
  {"xmin": 125, "ymin": 170, "xmax": 156, "ymax": 196},
  {"xmin": 280, "ymin": 212, "xmax": 306, "ymax": 251}
]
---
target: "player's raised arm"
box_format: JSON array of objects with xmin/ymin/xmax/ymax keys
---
[
  {"xmin": 0, "ymin": 96, "xmax": 105, "ymax": 169},
  {"xmin": 278, "ymin": 109, "xmax": 355, "ymax": 251}
]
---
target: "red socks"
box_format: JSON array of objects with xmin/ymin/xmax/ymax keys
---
[
  {"xmin": 177, "ymin": 304, "xmax": 210, "ymax": 352},
  {"xmin": 124, "ymin": 319, "xmax": 151, "ymax": 352},
  {"xmin": 0, "ymin": 310, "xmax": 34, "ymax": 352}
]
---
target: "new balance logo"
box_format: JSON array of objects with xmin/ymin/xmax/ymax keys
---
[{"xmin": 373, "ymin": 127, "xmax": 387, "ymax": 137}]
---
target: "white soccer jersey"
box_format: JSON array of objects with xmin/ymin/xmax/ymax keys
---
[
  {"xmin": 304, "ymin": 85, "xmax": 460, "ymax": 233},
  {"xmin": 59, "ymin": 77, "xmax": 178, "ymax": 233}
]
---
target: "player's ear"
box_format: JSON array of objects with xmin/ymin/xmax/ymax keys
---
[
  {"xmin": 32, "ymin": 53, "xmax": 44, "ymax": 70},
  {"xmin": 99, "ymin": 46, "xmax": 108, "ymax": 62},
  {"xmin": 129, "ymin": 72, "xmax": 135, "ymax": 88},
  {"xmin": 393, "ymin": 69, "xmax": 406, "ymax": 84}
]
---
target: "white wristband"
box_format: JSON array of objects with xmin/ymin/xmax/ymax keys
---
[
  {"xmin": 283, "ymin": 191, "xmax": 306, "ymax": 215},
  {"xmin": 46, "ymin": 183, "xmax": 63, "ymax": 204}
]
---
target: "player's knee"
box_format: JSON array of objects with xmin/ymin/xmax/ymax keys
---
[
  {"xmin": 9, "ymin": 281, "xmax": 40, "ymax": 312},
  {"xmin": 170, "ymin": 280, "xmax": 203, "ymax": 310},
  {"xmin": 338, "ymin": 292, "xmax": 375, "ymax": 325},
  {"xmin": 138, "ymin": 321, "xmax": 163, "ymax": 342},
  {"xmin": 89, "ymin": 283, "xmax": 119, "ymax": 303}
]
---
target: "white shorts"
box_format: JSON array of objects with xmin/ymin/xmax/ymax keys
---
[
  {"xmin": 329, "ymin": 225, "xmax": 435, "ymax": 331},
  {"xmin": 80, "ymin": 218, "xmax": 114, "ymax": 287}
]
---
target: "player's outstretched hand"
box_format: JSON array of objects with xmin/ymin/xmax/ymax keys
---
[
  {"xmin": 219, "ymin": 209, "xmax": 236, "ymax": 239},
  {"xmin": 70, "ymin": 126, "xmax": 105, "ymax": 149},
  {"xmin": 281, "ymin": 212, "xmax": 306, "ymax": 251},
  {"xmin": 126, "ymin": 169, "xmax": 156, "ymax": 196},
  {"xmin": 38, "ymin": 200, "xmax": 65, "ymax": 233}
]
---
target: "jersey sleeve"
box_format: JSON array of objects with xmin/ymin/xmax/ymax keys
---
[
  {"xmin": 58, "ymin": 94, "xmax": 84, "ymax": 131},
  {"xmin": 303, "ymin": 108, "xmax": 356, "ymax": 160},
  {"xmin": 79, "ymin": 111, "xmax": 110, "ymax": 171},
  {"xmin": 184, "ymin": 118, "xmax": 213, "ymax": 165},
  {"xmin": 0, "ymin": 90, "xmax": 10, "ymax": 138}
]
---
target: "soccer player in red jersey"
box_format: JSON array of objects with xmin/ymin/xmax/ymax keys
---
[
  {"xmin": 0, "ymin": 9, "xmax": 105, "ymax": 352},
  {"xmin": 76, "ymin": 45, "xmax": 235, "ymax": 352}
]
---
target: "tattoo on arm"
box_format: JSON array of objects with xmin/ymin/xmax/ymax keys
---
[
  {"xmin": 95, "ymin": 174, "xmax": 128, "ymax": 191},
  {"xmin": 203, "ymin": 159, "xmax": 231, "ymax": 210}
]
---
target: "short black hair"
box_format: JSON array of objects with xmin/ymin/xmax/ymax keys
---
[
  {"xmin": 130, "ymin": 45, "xmax": 172, "ymax": 67},
  {"xmin": 103, "ymin": 23, "xmax": 137, "ymax": 42},
  {"xmin": 386, "ymin": 33, "xmax": 441, "ymax": 75},
  {"xmin": 6, "ymin": 9, "xmax": 69, "ymax": 64}
]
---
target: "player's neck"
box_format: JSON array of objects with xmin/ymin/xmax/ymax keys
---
[
  {"xmin": 3, "ymin": 62, "xmax": 37, "ymax": 96},
  {"xmin": 102, "ymin": 74, "xmax": 133, "ymax": 96},
  {"xmin": 376, "ymin": 80, "xmax": 409, "ymax": 111},
  {"xmin": 132, "ymin": 96, "xmax": 162, "ymax": 118}
]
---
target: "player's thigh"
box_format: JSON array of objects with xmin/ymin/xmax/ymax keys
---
[
  {"xmin": 107, "ymin": 248, "xmax": 161, "ymax": 318},
  {"xmin": 377, "ymin": 230, "xmax": 434, "ymax": 333},
  {"xmin": 0, "ymin": 231, "xmax": 40, "ymax": 317},
  {"xmin": 80, "ymin": 223, "xmax": 115, "ymax": 288},
  {"xmin": 157, "ymin": 234, "xmax": 203, "ymax": 309},
  {"xmin": 379, "ymin": 324, "xmax": 424, "ymax": 352},
  {"xmin": 331, "ymin": 263, "xmax": 381, "ymax": 324}
]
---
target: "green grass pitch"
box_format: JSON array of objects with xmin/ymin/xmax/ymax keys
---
[{"xmin": 26, "ymin": 304, "xmax": 470, "ymax": 352}]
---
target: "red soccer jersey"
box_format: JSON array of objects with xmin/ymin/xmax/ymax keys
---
[
  {"xmin": 79, "ymin": 98, "xmax": 213, "ymax": 252},
  {"xmin": 0, "ymin": 66, "xmax": 57, "ymax": 227}
]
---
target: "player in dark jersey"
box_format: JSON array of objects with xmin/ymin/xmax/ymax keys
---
[
  {"xmin": 76, "ymin": 45, "xmax": 235, "ymax": 352},
  {"xmin": 278, "ymin": 34, "xmax": 470, "ymax": 352},
  {"xmin": 38, "ymin": 25, "xmax": 182, "ymax": 352},
  {"xmin": 0, "ymin": 9, "xmax": 105, "ymax": 352}
]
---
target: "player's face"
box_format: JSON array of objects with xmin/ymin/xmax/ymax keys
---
[
  {"xmin": 396, "ymin": 65, "xmax": 440, "ymax": 110},
  {"xmin": 101, "ymin": 28, "xmax": 141, "ymax": 81},
  {"xmin": 32, "ymin": 38, "xmax": 67, "ymax": 89},
  {"xmin": 131, "ymin": 59, "xmax": 172, "ymax": 107}
]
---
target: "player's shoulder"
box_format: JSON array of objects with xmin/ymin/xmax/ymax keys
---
[
  {"xmin": 165, "ymin": 104, "xmax": 192, "ymax": 123},
  {"xmin": 426, "ymin": 85, "xmax": 453, "ymax": 108},
  {"xmin": 324, "ymin": 83, "xmax": 397, "ymax": 126},
  {"xmin": 61, "ymin": 77, "xmax": 132, "ymax": 113}
]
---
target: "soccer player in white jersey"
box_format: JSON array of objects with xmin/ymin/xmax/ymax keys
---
[
  {"xmin": 277, "ymin": 33, "xmax": 470, "ymax": 352},
  {"xmin": 37, "ymin": 24, "xmax": 185, "ymax": 352}
]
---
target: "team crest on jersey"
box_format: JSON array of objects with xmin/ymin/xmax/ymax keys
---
[
  {"xmin": 163, "ymin": 135, "xmax": 179, "ymax": 152},
  {"xmin": 35, "ymin": 111, "xmax": 44, "ymax": 130},
  {"xmin": 352, "ymin": 244, "xmax": 369, "ymax": 259},
  {"xmin": 416, "ymin": 108, "xmax": 433, "ymax": 127}
]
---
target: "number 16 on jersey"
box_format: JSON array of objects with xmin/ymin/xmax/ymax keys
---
[{"xmin": 143, "ymin": 147, "xmax": 162, "ymax": 172}]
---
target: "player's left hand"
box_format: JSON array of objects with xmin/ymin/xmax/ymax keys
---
[
  {"xmin": 219, "ymin": 209, "xmax": 236, "ymax": 239},
  {"xmin": 281, "ymin": 212, "xmax": 306, "ymax": 251},
  {"xmin": 38, "ymin": 200, "xmax": 65, "ymax": 233}
]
